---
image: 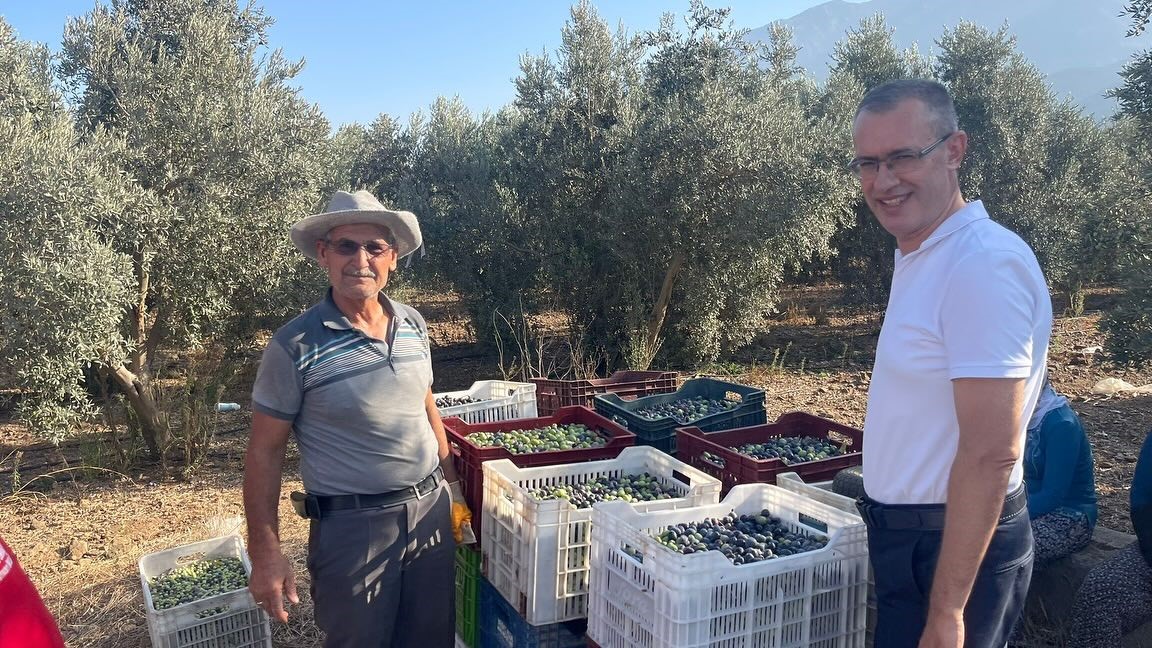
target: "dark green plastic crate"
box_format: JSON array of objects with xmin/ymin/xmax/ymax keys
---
[
  {"xmin": 592, "ymin": 378, "xmax": 766, "ymax": 454},
  {"xmin": 456, "ymin": 545, "xmax": 481, "ymax": 647}
]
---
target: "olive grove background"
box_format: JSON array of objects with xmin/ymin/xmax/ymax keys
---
[{"xmin": 1, "ymin": 0, "xmax": 1151, "ymax": 453}]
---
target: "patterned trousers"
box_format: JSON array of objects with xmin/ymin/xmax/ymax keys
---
[
  {"xmin": 1032, "ymin": 509, "xmax": 1092, "ymax": 567},
  {"xmin": 1068, "ymin": 542, "xmax": 1152, "ymax": 648}
]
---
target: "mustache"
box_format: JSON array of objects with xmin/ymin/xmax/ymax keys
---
[{"xmin": 344, "ymin": 269, "xmax": 377, "ymax": 278}]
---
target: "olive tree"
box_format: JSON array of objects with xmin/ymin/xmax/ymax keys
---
[
  {"xmin": 497, "ymin": 0, "xmax": 645, "ymax": 365},
  {"xmin": 400, "ymin": 98, "xmax": 544, "ymax": 344},
  {"xmin": 1102, "ymin": 2, "xmax": 1152, "ymax": 366},
  {"xmin": 346, "ymin": 113, "xmax": 415, "ymax": 207},
  {"xmin": 0, "ymin": 20, "xmax": 138, "ymax": 443},
  {"xmin": 11, "ymin": 0, "xmax": 334, "ymax": 454},
  {"xmin": 495, "ymin": 2, "xmax": 856, "ymax": 367},
  {"xmin": 937, "ymin": 22, "xmax": 1131, "ymax": 315}
]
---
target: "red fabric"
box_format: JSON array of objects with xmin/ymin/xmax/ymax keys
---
[{"xmin": 0, "ymin": 537, "xmax": 66, "ymax": 648}]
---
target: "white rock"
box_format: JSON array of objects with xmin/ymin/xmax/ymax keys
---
[{"xmin": 1091, "ymin": 377, "xmax": 1136, "ymax": 395}]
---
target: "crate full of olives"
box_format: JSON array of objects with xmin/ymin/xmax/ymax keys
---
[
  {"xmin": 677, "ymin": 411, "xmax": 864, "ymax": 495},
  {"xmin": 480, "ymin": 446, "xmax": 722, "ymax": 625},
  {"xmin": 443, "ymin": 406, "xmax": 636, "ymax": 538},
  {"xmin": 434, "ymin": 380, "xmax": 538, "ymax": 424},
  {"xmin": 139, "ymin": 535, "xmax": 271, "ymax": 648},
  {"xmin": 588, "ymin": 484, "xmax": 869, "ymax": 648},
  {"xmin": 592, "ymin": 377, "xmax": 767, "ymax": 454}
]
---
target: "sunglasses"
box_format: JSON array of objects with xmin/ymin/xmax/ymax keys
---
[{"xmin": 324, "ymin": 239, "xmax": 395, "ymax": 258}]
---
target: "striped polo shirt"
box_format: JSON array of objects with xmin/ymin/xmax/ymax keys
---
[{"xmin": 251, "ymin": 290, "xmax": 439, "ymax": 495}]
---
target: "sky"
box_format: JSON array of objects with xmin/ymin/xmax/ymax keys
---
[{"xmin": 3, "ymin": 0, "xmax": 841, "ymax": 128}]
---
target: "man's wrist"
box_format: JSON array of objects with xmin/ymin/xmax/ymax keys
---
[
  {"xmin": 927, "ymin": 600, "xmax": 965, "ymax": 621},
  {"xmin": 247, "ymin": 532, "xmax": 282, "ymax": 559}
]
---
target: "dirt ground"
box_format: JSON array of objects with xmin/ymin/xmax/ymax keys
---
[{"xmin": 2, "ymin": 286, "xmax": 1150, "ymax": 647}]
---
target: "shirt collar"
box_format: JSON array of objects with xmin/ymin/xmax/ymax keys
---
[
  {"xmin": 894, "ymin": 200, "xmax": 989, "ymax": 262},
  {"xmin": 320, "ymin": 288, "xmax": 398, "ymax": 331}
]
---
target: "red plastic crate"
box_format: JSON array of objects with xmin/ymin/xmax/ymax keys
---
[
  {"xmin": 676, "ymin": 411, "xmax": 864, "ymax": 495},
  {"xmin": 531, "ymin": 371, "xmax": 678, "ymax": 416},
  {"xmin": 444, "ymin": 406, "xmax": 636, "ymax": 537}
]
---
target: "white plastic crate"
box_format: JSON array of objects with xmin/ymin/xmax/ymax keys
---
[
  {"xmin": 587, "ymin": 483, "xmax": 869, "ymax": 648},
  {"xmin": 139, "ymin": 535, "xmax": 272, "ymax": 648},
  {"xmin": 436, "ymin": 380, "xmax": 538, "ymax": 424},
  {"xmin": 775, "ymin": 473, "xmax": 854, "ymax": 515},
  {"xmin": 481, "ymin": 445, "xmax": 722, "ymax": 625},
  {"xmin": 776, "ymin": 473, "xmax": 875, "ymax": 648}
]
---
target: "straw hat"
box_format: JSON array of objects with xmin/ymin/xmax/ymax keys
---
[{"xmin": 290, "ymin": 190, "xmax": 422, "ymax": 260}]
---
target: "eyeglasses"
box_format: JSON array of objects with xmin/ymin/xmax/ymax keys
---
[
  {"xmin": 324, "ymin": 239, "xmax": 395, "ymax": 258},
  {"xmin": 847, "ymin": 132, "xmax": 955, "ymax": 179}
]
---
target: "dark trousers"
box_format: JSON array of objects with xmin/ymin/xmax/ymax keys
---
[
  {"xmin": 859, "ymin": 488, "xmax": 1033, "ymax": 648},
  {"xmin": 307, "ymin": 482, "xmax": 456, "ymax": 648}
]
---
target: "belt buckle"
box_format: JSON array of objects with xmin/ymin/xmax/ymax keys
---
[{"xmin": 413, "ymin": 473, "xmax": 433, "ymax": 500}]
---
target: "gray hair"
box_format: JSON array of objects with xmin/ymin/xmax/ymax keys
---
[{"xmin": 855, "ymin": 79, "xmax": 959, "ymax": 136}]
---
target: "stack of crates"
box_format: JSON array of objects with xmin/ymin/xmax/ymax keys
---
[
  {"xmin": 436, "ymin": 380, "xmax": 538, "ymax": 424},
  {"xmin": 138, "ymin": 535, "xmax": 271, "ymax": 648},
  {"xmin": 531, "ymin": 371, "xmax": 678, "ymax": 416},
  {"xmin": 444, "ymin": 406, "xmax": 636, "ymax": 537},
  {"xmin": 480, "ymin": 446, "xmax": 722, "ymax": 628},
  {"xmin": 676, "ymin": 411, "xmax": 864, "ymax": 495},
  {"xmin": 587, "ymin": 483, "xmax": 870, "ymax": 648},
  {"xmin": 592, "ymin": 377, "xmax": 767, "ymax": 454}
]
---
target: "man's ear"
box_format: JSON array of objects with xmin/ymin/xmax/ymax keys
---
[
  {"xmin": 315, "ymin": 240, "xmax": 328, "ymax": 266},
  {"xmin": 946, "ymin": 130, "xmax": 968, "ymax": 168}
]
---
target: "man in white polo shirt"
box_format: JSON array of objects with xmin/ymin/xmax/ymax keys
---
[{"xmin": 849, "ymin": 79, "xmax": 1051, "ymax": 647}]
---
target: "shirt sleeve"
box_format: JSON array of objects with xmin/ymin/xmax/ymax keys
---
[
  {"xmin": 1026, "ymin": 407, "xmax": 1084, "ymax": 518},
  {"xmin": 940, "ymin": 249, "xmax": 1042, "ymax": 379},
  {"xmin": 250, "ymin": 339, "xmax": 302, "ymax": 421}
]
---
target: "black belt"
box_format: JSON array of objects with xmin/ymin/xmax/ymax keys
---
[
  {"xmin": 294, "ymin": 467, "xmax": 444, "ymax": 519},
  {"xmin": 855, "ymin": 485, "xmax": 1027, "ymax": 531}
]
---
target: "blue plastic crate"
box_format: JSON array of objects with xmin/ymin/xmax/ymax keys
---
[
  {"xmin": 478, "ymin": 577, "xmax": 587, "ymax": 648},
  {"xmin": 592, "ymin": 378, "xmax": 767, "ymax": 454}
]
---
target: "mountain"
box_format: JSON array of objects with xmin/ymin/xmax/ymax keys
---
[{"xmin": 747, "ymin": 0, "xmax": 1144, "ymax": 119}]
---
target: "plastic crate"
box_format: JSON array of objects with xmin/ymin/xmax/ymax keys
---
[
  {"xmin": 139, "ymin": 535, "xmax": 272, "ymax": 648},
  {"xmin": 437, "ymin": 380, "xmax": 539, "ymax": 424},
  {"xmin": 481, "ymin": 446, "xmax": 723, "ymax": 625},
  {"xmin": 587, "ymin": 484, "xmax": 869, "ymax": 648},
  {"xmin": 445, "ymin": 406, "xmax": 636, "ymax": 538},
  {"xmin": 532, "ymin": 371, "xmax": 678, "ymax": 416},
  {"xmin": 592, "ymin": 378, "xmax": 767, "ymax": 454},
  {"xmin": 479, "ymin": 576, "xmax": 589, "ymax": 648},
  {"xmin": 457, "ymin": 545, "xmax": 482, "ymax": 647},
  {"xmin": 677, "ymin": 411, "xmax": 863, "ymax": 495},
  {"xmin": 776, "ymin": 473, "xmax": 876, "ymax": 648}
]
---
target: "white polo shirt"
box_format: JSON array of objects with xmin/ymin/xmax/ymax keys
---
[{"xmin": 862, "ymin": 200, "xmax": 1051, "ymax": 505}]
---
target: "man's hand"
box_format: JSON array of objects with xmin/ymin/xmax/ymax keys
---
[
  {"xmin": 248, "ymin": 550, "xmax": 299, "ymax": 623},
  {"xmin": 448, "ymin": 481, "xmax": 477, "ymax": 544},
  {"xmin": 919, "ymin": 608, "xmax": 964, "ymax": 648}
]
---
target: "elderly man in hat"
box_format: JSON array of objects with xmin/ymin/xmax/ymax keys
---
[{"xmin": 243, "ymin": 190, "xmax": 472, "ymax": 648}]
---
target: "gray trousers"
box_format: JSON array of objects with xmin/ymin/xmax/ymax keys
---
[{"xmin": 307, "ymin": 481, "xmax": 456, "ymax": 648}]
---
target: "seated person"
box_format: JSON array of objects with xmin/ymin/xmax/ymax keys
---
[
  {"xmin": 1023, "ymin": 381, "xmax": 1097, "ymax": 565},
  {"xmin": 1068, "ymin": 428, "xmax": 1152, "ymax": 647}
]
